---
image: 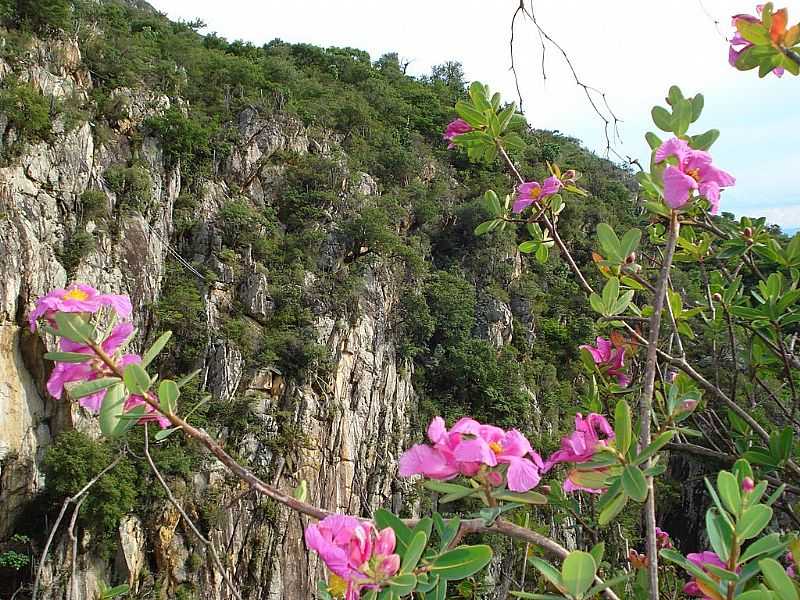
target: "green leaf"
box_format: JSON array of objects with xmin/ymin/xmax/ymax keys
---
[
  {"xmin": 706, "ymin": 508, "xmax": 732, "ymax": 562},
  {"xmin": 690, "ymin": 93, "xmax": 704, "ymax": 122},
  {"xmin": 561, "ymin": 551, "xmax": 596, "ymax": 597},
  {"xmin": 492, "ymin": 490, "xmax": 548, "ymax": 505},
  {"xmin": 672, "ymin": 99, "xmax": 693, "ymax": 136},
  {"xmin": 43, "ymin": 351, "xmax": 92, "ymax": 363},
  {"xmin": 123, "ymin": 363, "xmax": 151, "ymax": 395},
  {"xmin": 528, "ymin": 557, "xmax": 564, "ymax": 591},
  {"xmin": 645, "ymin": 131, "xmax": 662, "ymax": 150},
  {"xmin": 633, "ymin": 430, "xmax": 675, "ymax": 465},
  {"xmin": 737, "ymin": 504, "xmax": 773, "ymax": 540},
  {"xmin": 535, "ymin": 243, "xmax": 549, "ymax": 264},
  {"xmin": 69, "ymin": 376, "xmax": 121, "ymax": 399},
  {"xmin": 602, "ymin": 277, "xmax": 620, "ymax": 308},
  {"xmin": 387, "ymin": 573, "xmax": 417, "ymax": 596},
  {"xmin": 614, "ymin": 399, "xmax": 632, "ymax": 456},
  {"xmin": 598, "ymin": 491, "xmax": 628, "ymax": 526},
  {"xmin": 158, "ymin": 379, "xmax": 179, "ymax": 415},
  {"xmin": 455, "ymin": 100, "xmax": 487, "ymax": 128},
  {"xmin": 691, "ymin": 129, "xmax": 720, "ymax": 151},
  {"xmin": 474, "ymin": 220, "xmax": 494, "ymax": 236},
  {"xmin": 53, "ymin": 312, "xmax": 95, "ymax": 344},
  {"xmin": 619, "ymin": 228, "xmax": 641, "ymax": 258},
  {"xmin": 401, "ymin": 531, "xmax": 427, "ymax": 574},
  {"xmin": 621, "ymin": 465, "xmax": 648, "ymax": 502},
  {"xmin": 651, "ymin": 106, "xmax": 673, "ymax": 132},
  {"xmin": 589, "ymin": 542, "xmax": 605, "ymax": 566},
  {"xmin": 154, "ymin": 427, "xmax": 180, "ymax": 441},
  {"xmin": 597, "ymin": 223, "xmax": 622, "ymax": 259},
  {"xmin": 430, "ymin": 545, "xmax": 492, "ymax": 580},
  {"xmin": 740, "ymin": 533, "xmax": 785, "ymax": 564},
  {"xmin": 99, "ymin": 383, "xmax": 127, "ymax": 438},
  {"xmin": 717, "ymin": 471, "xmax": 742, "ymax": 516},
  {"xmin": 760, "ymin": 557, "xmax": 799, "ymax": 600},
  {"xmin": 737, "ymin": 19, "xmax": 772, "ymax": 45},
  {"xmin": 176, "ymin": 369, "xmax": 202, "ymax": 388},
  {"xmin": 142, "ymin": 331, "xmax": 172, "ymax": 367}
]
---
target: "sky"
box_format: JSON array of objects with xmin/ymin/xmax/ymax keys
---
[{"xmin": 150, "ymin": 0, "xmax": 800, "ymax": 231}]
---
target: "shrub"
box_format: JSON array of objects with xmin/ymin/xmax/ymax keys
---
[
  {"xmin": 0, "ymin": 78, "xmax": 51, "ymax": 155},
  {"xmin": 79, "ymin": 189, "xmax": 108, "ymax": 222},
  {"xmin": 104, "ymin": 164, "xmax": 154, "ymax": 213},
  {"xmin": 56, "ymin": 229, "xmax": 95, "ymax": 277},
  {"xmin": 42, "ymin": 431, "xmax": 138, "ymax": 556}
]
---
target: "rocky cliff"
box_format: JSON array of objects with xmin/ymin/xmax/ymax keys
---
[
  {"xmin": 0, "ymin": 3, "xmax": 644, "ymax": 597},
  {"xmin": 0, "ymin": 33, "xmax": 423, "ymax": 599}
]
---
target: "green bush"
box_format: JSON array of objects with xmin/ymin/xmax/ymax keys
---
[
  {"xmin": 155, "ymin": 261, "xmax": 207, "ymax": 372},
  {"xmin": 79, "ymin": 189, "xmax": 108, "ymax": 222},
  {"xmin": 12, "ymin": 0, "xmax": 71, "ymax": 33},
  {"xmin": 104, "ymin": 164, "xmax": 154, "ymax": 213},
  {"xmin": 42, "ymin": 431, "xmax": 138, "ymax": 556},
  {"xmin": 56, "ymin": 229, "xmax": 94, "ymax": 277},
  {"xmin": 0, "ymin": 78, "xmax": 51, "ymax": 155}
]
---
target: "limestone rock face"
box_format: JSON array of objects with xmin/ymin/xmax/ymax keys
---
[{"xmin": 0, "ymin": 29, "xmax": 417, "ymax": 600}]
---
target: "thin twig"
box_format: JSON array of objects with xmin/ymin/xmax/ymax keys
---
[
  {"xmin": 33, "ymin": 454, "xmax": 125, "ymax": 600},
  {"xmin": 639, "ymin": 210, "xmax": 680, "ymax": 599},
  {"xmin": 143, "ymin": 424, "xmax": 242, "ymax": 600}
]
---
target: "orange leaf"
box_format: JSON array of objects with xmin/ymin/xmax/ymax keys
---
[
  {"xmin": 696, "ymin": 579, "xmax": 725, "ymax": 600},
  {"xmin": 771, "ymin": 8, "xmax": 788, "ymax": 42}
]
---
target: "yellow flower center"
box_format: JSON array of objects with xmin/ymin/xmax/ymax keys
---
[
  {"xmin": 327, "ymin": 574, "xmax": 348, "ymax": 598},
  {"xmin": 686, "ymin": 168, "xmax": 701, "ymax": 182},
  {"xmin": 63, "ymin": 289, "xmax": 90, "ymax": 301},
  {"xmin": 530, "ymin": 187, "xmax": 542, "ymax": 198},
  {"xmin": 489, "ymin": 441, "xmax": 503, "ymax": 455}
]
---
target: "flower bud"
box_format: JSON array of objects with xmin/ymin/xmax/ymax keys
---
[
  {"xmin": 561, "ymin": 169, "xmax": 578, "ymax": 184},
  {"xmin": 742, "ymin": 477, "xmax": 755, "ymax": 493},
  {"xmin": 486, "ymin": 471, "xmax": 504, "ymax": 487},
  {"xmin": 712, "ymin": 292, "xmax": 723, "ymax": 302},
  {"xmin": 628, "ymin": 549, "xmax": 649, "ymax": 569},
  {"xmin": 743, "ymin": 227, "xmax": 753, "ymax": 239},
  {"xmin": 625, "ymin": 252, "xmax": 637, "ymax": 264},
  {"xmin": 677, "ymin": 399, "xmax": 698, "ymax": 414}
]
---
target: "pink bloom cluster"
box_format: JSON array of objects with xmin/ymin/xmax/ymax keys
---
[
  {"xmin": 29, "ymin": 284, "xmax": 131, "ymax": 331},
  {"xmin": 543, "ymin": 413, "xmax": 615, "ymax": 493},
  {"xmin": 655, "ymin": 526, "xmax": 673, "ymax": 550},
  {"xmin": 398, "ymin": 417, "xmax": 544, "ymax": 492},
  {"xmin": 443, "ymin": 118, "xmax": 473, "ymax": 149},
  {"xmin": 683, "ymin": 551, "xmax": 727, "ymax": 598},
  {"xmin": 305, "ymin": 515, "xmax": 400, "ymax": 600},
  {"xmin": 656, "ymin": 138, "xmax": 735, "ymax": 214},
  {"xmin": 580, "ymin": 336, "xmax": 631, "ymax": 387},
  {"xmin": 32, "ymin": 284, "xmax": 169, "ymax": 428},
  {"xmin": 729, "ymin": 7, "xmax": 785, "ymax": 77},
  {"xmin": 512, "ymin": 176, "xmax": 563, "ymax": 213}
]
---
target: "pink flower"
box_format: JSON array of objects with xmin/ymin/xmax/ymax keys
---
[
  {"xmin": 124, "ymin": 395, "xmax": 172, "ymax": 429},
  {"xmin": 741, "ymin": 477, "xmax": 755, "ymax": 492},
  {"xmin": 580, "ymin": 337, "xmax": 630, "ymax": 387},
  {"xmin": 443, "ymin": 118, "xmax": 473, "ymax": 149},
  {"xmin": 47, "ymin": 323, "xmax": 136, "ymax": 409},
  {"xmin": 512, "ymin": 176, "xmax": 563, "ymax": 213},
  {"xmin": 786, "ymin": 551, "xmax": 796, "ymax": 578},
  {"xmin": 655, "ymin": 527, "xmax": 673, "ymax": 549},
  {"xmin": 684, "ymin": 551, "xmax": 727, "ymax": 598},
  {"xmin": 305, "ymin": 516, "xmax": 400, "ymax": 600},
  {"xmin": 729, "ymin": 10, "xmax": 785, "ymax": 77},
  {"xmin": 398, "ymin": 417, "xmax": 544, "ymax": 492},
  {"xmin": 545, "ymin": 413, "xmax": 615, "ymax": 493},
  {"xmin": 29, "ymin": 284, "xmax": 132, "ymax": 331},
  {"xmin": 655, "ymin": 138, "xmax": 735, "ymax": 214}
]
